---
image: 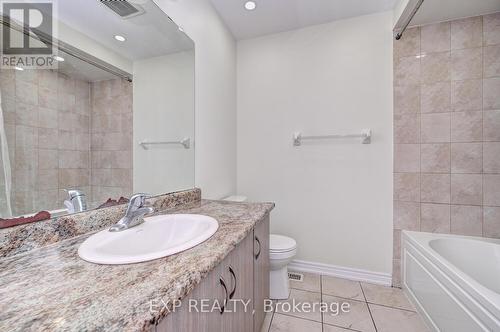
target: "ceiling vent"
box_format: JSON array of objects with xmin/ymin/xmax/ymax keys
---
[{"xmin": 99, "ymin": 0, "xmax": 145, "ymax": 19}]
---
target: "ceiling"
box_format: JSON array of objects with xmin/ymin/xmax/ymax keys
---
[
  {"xmin": 209, "ymin": 0, "xmax": 398, "ymax": 40},
  {"xmin": 3, "ymin": 0, "xmax": 194, "ymax": 81},
  {"xmin": 49, "ymin": 0, "xmax": 194, "ymax": 61},
  {"xmin": 4, "ymin": 16, "xmax": 121, "ymax": 82},
  {"xmin": 55, "ymin": 50, "xmax": 120, "ymax": 82},
  {"xmin": 401, "ymin": 0, "xmax": 500, "ymax": 29}
]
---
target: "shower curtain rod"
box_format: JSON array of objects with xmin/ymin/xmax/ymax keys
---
[
  {"xmin": 0, "ymin": 15, "xmax": 133, "ymax": 82},
  {"xmin": 395, "ymin": 0, "xmax": 424, "ymax": 40}
]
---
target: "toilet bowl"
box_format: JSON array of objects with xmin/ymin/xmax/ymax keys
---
[
  {"xmin": 269, "ymin": 234, "xmax": 297, "ymax": 300},
  {"xmin": 222, "ymin": 195, "xmax": 297, "ymax": 300}
]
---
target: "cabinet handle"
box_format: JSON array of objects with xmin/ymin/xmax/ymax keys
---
[
  {"xmin": 219, "ymin": 277, "xmax": 228, "ymax": 314},
  {"xmin": 228, "ymin": 266, "xmax": 237, "ymax": 299},
  {"xmin": 254, "ymin": 236, "xmax": 261, "ymax": 259}
]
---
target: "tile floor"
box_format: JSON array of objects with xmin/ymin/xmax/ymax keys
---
[{"xmin": 261, "ymin": 272, "xmax": 429, "ymax": 332}]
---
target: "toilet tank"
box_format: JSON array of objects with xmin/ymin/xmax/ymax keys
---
[{"xmin": 223, "ymin": 195, "xmax": 247, "ymax": 202}]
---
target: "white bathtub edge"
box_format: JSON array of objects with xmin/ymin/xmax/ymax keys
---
[{"xmin": 401, "ymin": 231, "xmax": 500, "ymax": 332}]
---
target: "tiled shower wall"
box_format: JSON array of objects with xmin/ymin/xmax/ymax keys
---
[
  {"xmin": 90, "ymin": 79, "xmax": 133, "ymax": 205},
  {"xmin": 0, "ymin": 69, "xmax": 91, "ymax": 216},
  {"xmin": 393, "ymin": 13, "xmax": 500, "ymax": 286}
]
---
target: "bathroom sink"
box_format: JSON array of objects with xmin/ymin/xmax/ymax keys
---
[{"xmin": 78, "ymin": 214, "xmax": 219, "ymax": 265}]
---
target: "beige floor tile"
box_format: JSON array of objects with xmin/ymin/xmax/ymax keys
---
[
  {"xmin": 289, "ymin": 271, "xmax": 321, "ymax": 293},
  {"xmin": 369, "ymin": 304, "xmax": 429, "ymax": 332},
  {"xmin": 260, "ymin": 312, "xmax": 273, "ymax": 332},
  {"xmin": 269, "ymin": 313, "xmax": 322, "ymax": 332},
  {"xmin": 264, "ymin": 299, "xmax": 277, "ymax": 312},
  {"xmin": 361, "ymin": 282, "xmax": 415, "ymax": 311},
  {"xmin": 322, "ymin": 295, "xmax": 376, "ymax": 332},
  {"xmin": 275, "ymin": 288, "xmax": 322, "ymax": 322},
  {"xmin": 322, "ymin": 276, "xmax": 365, "ymax": 301},
  {"xmin": 323, "ymin": 324, "xmax": 355, "ymax": 332}
]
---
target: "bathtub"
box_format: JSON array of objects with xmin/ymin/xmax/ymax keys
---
[{"xmin": 402, "ymin": 231, "xmax": 500, "ymax": 332}]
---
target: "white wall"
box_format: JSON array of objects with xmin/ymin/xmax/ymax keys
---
[
  {"xmin": 133, "ymin": 51, "xmax": 195, "ymax": 194},
  {"xmin": 237, "ymin": 12, "xmax": 394, "ymax": 273},
  {"xmin": 153, "ymin": 0, "xmax": 237, "ymax": 199}
]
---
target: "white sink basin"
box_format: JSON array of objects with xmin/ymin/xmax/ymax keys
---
[{"xmin": 78, "ymin": 214, "xmax": 219, "ymax": 265}]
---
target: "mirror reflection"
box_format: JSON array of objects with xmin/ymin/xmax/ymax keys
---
[{"xmin": 0, "ymin": 0, "xmax": 195, "ymax": 225}]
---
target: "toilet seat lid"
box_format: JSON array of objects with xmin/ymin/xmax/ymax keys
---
[{"xmin": 270, "ymin": 234, "xmax": 297, "ymax": 252}]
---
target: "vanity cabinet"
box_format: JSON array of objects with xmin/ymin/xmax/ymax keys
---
[
  {"xmin": 154, "ymin": 262, "xmax": 225, "ymax": 331},
  {"xmin": 253, "ymin": 215, "xmax": 270, "ymax": 332},
  {"xmin": 155, "ymin": 215, "xmax": 270, "ymax": 332},
  {"xmin": 225, "ymin": 233, "xmax": 254, "ymax": 332}
]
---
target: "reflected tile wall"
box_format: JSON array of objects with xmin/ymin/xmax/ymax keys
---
[
  {"xmin": 393, "ymin": 13, "xmax": 500, "ymax": 287},
  {"xmin": 0, "ymin": 69, "xmax": 91, "ymax": 216},
  {"xmin": 90, "ymin": 79, "xmax": 133, "ymax": 206},
  {"xmin": 0, "ymin": 72, "xmax": 133, "ymax": 216}
]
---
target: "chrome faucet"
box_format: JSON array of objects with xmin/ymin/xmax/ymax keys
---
[
  {"xmin": 109, "ymin": 193, "xmax": 155, "ymax": 232},
  {"xmin": 64, "ymin": 189, "xmax": 87, "ymax": 213}
]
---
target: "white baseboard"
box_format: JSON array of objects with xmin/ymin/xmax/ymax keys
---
[{"xmin": 288, "ymin": 259, "xmax": 392, "ymax": 286}]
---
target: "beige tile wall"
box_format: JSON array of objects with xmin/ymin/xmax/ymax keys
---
[
  {"xmin": 90, "ymin": 79, "xmax": 133, "ymax": 206},
  {"xmin": 0, "ymin": 69, "xmax": 91, "ymax": 216},
  {"xmin": 393, "ymin": 12, "xmax": 500, "ymax": 286},
  {"xmin": 0, "ymin": 72, "xmax": 133, "ymax": 216}
]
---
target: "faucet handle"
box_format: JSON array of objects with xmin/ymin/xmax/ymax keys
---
[
  {"xmin": 129, "ymin": 193, "xmax": 151, "ymax": 208},
  {"xmin": 65, "ymin": 189, "xmax": 85, "ymax": 199}
]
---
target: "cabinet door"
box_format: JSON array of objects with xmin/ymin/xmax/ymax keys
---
[
  {"xmin": 223, "ymin": 232, "xmax": 254, "ymax": 332},
  {"xmin": 253, "ymin": 215, "xmax": 270, "ymax": 332},
  {"xmin": 156, "ymin": 263, "xmax": 226, "ymax": 332},
  {"xmin": 156, "ymin": 231, "xmax": 258, "ymax": 332}
]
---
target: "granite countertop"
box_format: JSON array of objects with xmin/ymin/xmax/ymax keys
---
[{"xmin": 0, "ymin": 200, "xmax": 274, "ymax": 332}]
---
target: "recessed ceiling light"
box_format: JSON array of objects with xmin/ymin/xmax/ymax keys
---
[
  {"xmin": 244, "ymin": 1, "xmax": 256, "ymax": 10},
  {"xmin": 14, "ymin": 66, "xmax": 23, "ymax": 71},
  {"xmin": 53, "ymin": 55, "xmax": 65, "ymax": 62},
  {"xmin": 114, "ymin": 35, "xmax": 126, "ymax": 42}
]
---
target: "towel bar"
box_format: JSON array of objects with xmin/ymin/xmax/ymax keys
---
[
  {"xmin": 139, "ymin": 138, "xmax": 191, "ymax": 150},
  {"xmin": 293, "ymin": 129, "xmax": 371, "ymax": 146}
]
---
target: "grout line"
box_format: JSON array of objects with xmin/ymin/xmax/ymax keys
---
[
  {"xmin": 394, "ymin": 199, "xmax": 499, "ymax": 207},
  {"xmin": 273, "ymin": 312, "xmax": 322, "ymax": 325},
  {"xmin": 322, "ymin": 293, "xmax": 371, "ymax": 305},
  {"xmin": 323, "ymin": 322, "xmax": 364, "ymax": 332},
  {"xmin": 395, "ymin": 170, "xmax": 500, "ymax": 174},
  {"xmin": 360, "ymin": 282, "xmax": 378, "ymax": 332},
  {"xmin": 448, "ymin": 27, "xmax": 452, "ymax": 233},
  {"xmin": 289, "ymin": 286, "xmax": 321, "ymax": 295},
  {"xmin": 366, "ymin": 301, "xmax": 417, "ymax": 313},
  {"xmin": 267, "ymin": 310, "xmax": 274, "ymax": 332},
  {"xmin": 418, "ymin": 27, "xmax": 422, "ymax": 235},
  {"xmin": 396, "ymin": 141, "xmax": 490, "ymax": 145},
  {"xmin": 481, "ymin": 18, "xmax": 485, "ymax": 237},
  {"xmin": 359, "ymin": 282, "xmax": 367, "ymax": 302}
]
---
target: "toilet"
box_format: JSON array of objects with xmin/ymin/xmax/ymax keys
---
[
  {"xmin": 269, "ymin": 234, "xmax": 297, "ymax": 299},
  {"xmin": 223, "ymin": 195, "xmax": 297, "ymax": 300}
]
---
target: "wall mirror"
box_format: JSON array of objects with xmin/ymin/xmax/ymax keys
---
[{"xmin": 0, "ymin": 0, "xmax": 195, "ymax": 226}]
